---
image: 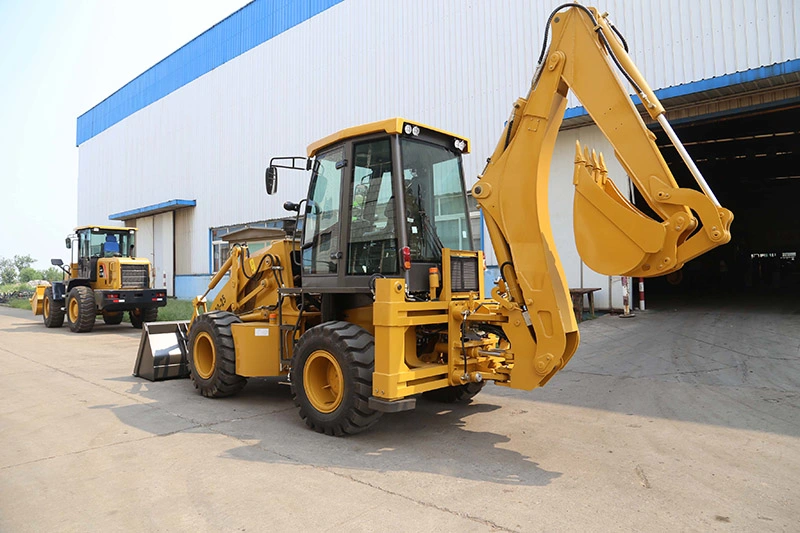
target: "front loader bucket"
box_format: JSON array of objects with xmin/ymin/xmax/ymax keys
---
[
  {"xmin": 133, "ymin": 321, "xmax": 190, "ymax": 381},
  {"xmin": 30, "ymin": 285, "xmax": 47, "ymax": 315}
]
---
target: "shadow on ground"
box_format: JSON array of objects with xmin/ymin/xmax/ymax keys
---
[{"xmin": 98, "ymin": 376, "xmax": 561, "ymax": 487}]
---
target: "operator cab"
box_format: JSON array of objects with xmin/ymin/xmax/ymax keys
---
[
  {"xmin": 268, "ymin": 118, "xmax": 475, "ymax": 297},
  {"xmin": 67, "ymin": 226, "xmax": 137, "ymax": 280}
]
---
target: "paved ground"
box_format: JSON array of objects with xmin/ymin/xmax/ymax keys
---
[{"xmin": 1, "ymin": 296, "xmax": 798, "ymax": 532}]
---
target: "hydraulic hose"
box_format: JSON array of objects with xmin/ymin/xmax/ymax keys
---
[{"xmin": 534, "ymin": 4, "xmax": 645, "ymax": 103}]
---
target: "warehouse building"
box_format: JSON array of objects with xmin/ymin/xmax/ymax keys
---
[{"xmin": 77, "ymin": 0, "xmax": 800, "ymax": 306}]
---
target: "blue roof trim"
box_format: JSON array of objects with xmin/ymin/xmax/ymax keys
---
[
  {"xmin": 77, "ymin": 0, "xmax": 344, "ymax": 146},
  {"xmin": 564, "ymin": 58, "xmax": 800, "ymax": 120},
  {"xmin": 110, "ymin": 199, "xmax": 196, "ymax": 221}
]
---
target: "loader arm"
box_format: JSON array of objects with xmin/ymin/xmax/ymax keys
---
[{"xmin": 471, "ymin": 5, "xmax": 732, "ymax": 389}]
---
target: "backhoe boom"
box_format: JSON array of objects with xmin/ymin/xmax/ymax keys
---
[{"xmin": 471, "ymin": 5, "xmax": 732, "ymax": 390}]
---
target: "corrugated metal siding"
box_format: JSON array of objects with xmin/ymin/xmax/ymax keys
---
[
  {"xmin": 76, "ymin": 0, "xmax": 344, "ymax": 145},
  {"xmin": 78, "ymin": 0, "xmax": 800, "ymax": 282}
]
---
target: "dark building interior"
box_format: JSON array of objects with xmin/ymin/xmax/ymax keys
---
[{"xmin": 634, "ymin": 99, "xmax": 800, "ymax": 307}]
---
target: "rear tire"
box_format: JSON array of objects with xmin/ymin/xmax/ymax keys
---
[
  {"xmin": 66, "ymin": 286, "xmax": 95, "ymax": 333},
  {"xmin": 42, "ymin": 287, "xmax": 64, "ymax": 328},
  {"xmin": 129, "ymin": 307, "xmax": 158, "ymax": 329},
  {"xmin": 291, "ymin": 321, "xmax": 382, "ymax": 436},
  {"xmin": 187, "ymin": 311, "xmax": 247, "ymax": 397},
  {"xmin": 103, "ymin": 312, "xmax": 124, "ymax": 325},
  {"xmin": 422, "ymin": 382, "xmax": 485, "ymax": 403}
]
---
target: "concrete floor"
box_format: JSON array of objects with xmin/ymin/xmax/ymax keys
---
[{"xmin": 1, "ymin": 297, "xmax": 798, "ymax": 532}]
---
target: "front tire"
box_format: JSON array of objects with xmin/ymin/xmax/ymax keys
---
[
  {"xmin": 187, "ymin": 311, "xmax": 247, "ymax": 397},
  {"xmin": 291, "ymin": 321, "xmax": 382, "ymax": 436},
  {"xmin": 103, "ymin": 311, "xmax": 124, "ymax": 325},
  {"xmin": 43, "ymin": 287, "xmax": 64, "ymax": 328},
  {"xmin": 129, "ymin": 307, "xmax": 158, "ymax": 329},
  {"xmin": 66, "ymin": 286, "xmax": 95, "ymax": 333}
]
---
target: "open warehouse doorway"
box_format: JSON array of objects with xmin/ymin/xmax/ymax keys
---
[{"xmin": 636, "ymin": 99, "xmax": 800, "ymax": 308}]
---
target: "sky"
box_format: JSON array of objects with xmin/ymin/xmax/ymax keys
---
[{"xmin": 0, "ymin": 0, "xmax": 250, "ymax": 269}]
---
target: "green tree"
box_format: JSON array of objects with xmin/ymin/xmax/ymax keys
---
[
  {"xmin": 41, "ymin": 267, "xmax": 64, "ymax": 281},
  {"xmin": 18, "ymin": 267, "xmax": 42, "ymax": 283},
  {"xmin": 12, "ymin": 255, "xmax": 35, "ymax": 272},
  {"xmin": 1, "ymin": 265, "xmax": 15, "ymax": 284}
]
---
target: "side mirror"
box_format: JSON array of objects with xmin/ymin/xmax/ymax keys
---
[
  {"xmin": 265, "ymin": 166, "xmax": 278, "ymax": 195},
  {"xmin": 65, "ymin": 237, "xmax": 72, "ymax": 249},
  {"xmin": 51, "ymin": 258, "xmax": 63, "ymax": 266}
]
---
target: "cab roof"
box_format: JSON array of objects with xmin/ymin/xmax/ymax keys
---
[
  {"xmin": 306, "ymin": 117, "xmax": 471, "ymax": 157},
  {"xmin": 74, "ymin": 225, "xmax": 137, "ymax": 232}
]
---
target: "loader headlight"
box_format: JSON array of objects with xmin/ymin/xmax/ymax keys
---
[
  {"xmin": 454, "ymin": 139, "xmax": 467, "ymax": 152},
  {"xmin": 403, "ymin": 123, "xmax": 421, "ymax": 136}
]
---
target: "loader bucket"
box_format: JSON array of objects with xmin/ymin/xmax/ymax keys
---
[
  {"xmin": 30, "ymin": 285, "xmax": 47, "ymax": 315},
  {"xmin": 133, "ymin": 321, "xmax": 190, "ymax": 381}
]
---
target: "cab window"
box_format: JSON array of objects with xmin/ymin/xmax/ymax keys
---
[
  {"xmin": 302, "ymin": 147, "xmax": 344, "ymax": 274},
  {"xmin": 347, "ymin": 139, "xmax": 398, "ymax": 275}
]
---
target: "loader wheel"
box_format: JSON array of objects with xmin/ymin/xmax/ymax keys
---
[
  {"xmin": 103, "ymin": 312, "xmax": 124, "ymax": 325},
  {"xmin": 187, "ymin": 311, "xmax": 247, "ymax": 397},
  {"xmin": 42, "ymin": 287, "xmax": 64, "ymax": 328},
  {"xmin": 66, "ymin": 286, "xmax": 96, "ymax": 333},
  {"xmin": 129, "ymin": 307, "xmax": 158, "ymax": 329},
  {"xmin": 291, "ymin": 321, "xmax": 382, "ymax": 436},
  {"xmin": 422, "ymin": 382, "xmax": 485, "ymax": 403}
]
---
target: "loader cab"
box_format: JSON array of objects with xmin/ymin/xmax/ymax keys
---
[
  {"xmin": 71, "ymin": 226, "xmax": 137, "ymax": 280},
  {"xmin": 286, "ymin": 119, "xmax": 474, "ymax": 296}
]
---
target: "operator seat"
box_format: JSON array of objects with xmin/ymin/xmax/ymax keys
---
[{"xmin": 104, "ymin": 235, "xmax": 120, "ymax": 256}]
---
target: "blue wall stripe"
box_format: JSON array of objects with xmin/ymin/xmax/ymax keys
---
[
  {"xmin": 563, "ymin": 59, "xmax": 800, "ymax": 120},
  {"xmin": 76, "ymin": 0, "xmax": 344, "ymax": 146}
]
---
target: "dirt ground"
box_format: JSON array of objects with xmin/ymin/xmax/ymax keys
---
[{"xmin": 1, "ymin": 296, "xmax": 798, "ymax": 532}]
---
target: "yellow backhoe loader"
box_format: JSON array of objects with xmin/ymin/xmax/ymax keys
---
[
  {"xmin": 138, "ymin": 4, "xmax": 732, "ymax": 435},
  {"xmin": 31, "ymin": 225, "xmax": 167, "ymax": 333}
]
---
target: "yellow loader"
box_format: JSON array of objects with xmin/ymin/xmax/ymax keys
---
[
  {"xmin": 139, "ymin": 5, "xmax": 732, "ymax": 435},
  {"xmin": 31, "ymin": 225, "xmax": 167, "ymax": 333}
]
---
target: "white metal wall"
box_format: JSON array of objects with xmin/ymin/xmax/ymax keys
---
[
  {"xmin": 132, "ymin": 213, "xmax": 174, "ymax": 295},
  {"xmin": 77, "ymin": 0, "xmax": 800, "ymax": 297}
]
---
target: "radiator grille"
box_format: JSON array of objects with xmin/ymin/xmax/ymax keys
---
[
  {"xmin": 451, "ymin": 256, "xmax": 479, "ymax": 293},
  {"xmin": 121, "ymin": 264, "xmax": 149, "ymax": 288}
]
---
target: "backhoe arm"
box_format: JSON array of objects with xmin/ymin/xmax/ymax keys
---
[{"xmin": 471, "ymin": 5, "xmax": 732, "ymax": 390}]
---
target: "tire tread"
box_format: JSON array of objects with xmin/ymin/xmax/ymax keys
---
[
  {"xmin": 188, "ymin": 311, "xmax": 247, "ymax": 398},
  {"xmin": 291, "ymin": 321, "xmax": 382, "ymax": 436}
]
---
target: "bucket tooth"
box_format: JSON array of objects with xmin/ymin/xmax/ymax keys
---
[
  {"xmin": 591, "ymin": 149, "xmax": 601, "ymax": 181},
  {"xmin": 575, "ymin": 140, "xmax": 585, "ymax": 164},
  {"xmin": 598, "ymin": 151, "xmax": 607, "ymax": 173}
]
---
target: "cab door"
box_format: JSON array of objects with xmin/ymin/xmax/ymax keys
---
[
  {"xmin": 77, "ymin": 230, "xmax": 94, "ymax": 280},
  {"xmin": 301, "ymin": 146, "xmax": 345, "ymax": 287}
]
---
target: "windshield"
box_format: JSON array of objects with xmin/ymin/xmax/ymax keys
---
[
  {"xmin": 400, "ymin": 139, "xmax": 472, "ymax": 261},
  {"xmin": 80, "ymin": 229, "xmax": 136, "ymax": 258}
]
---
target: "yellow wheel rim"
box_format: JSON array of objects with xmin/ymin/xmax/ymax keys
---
[
  {"xmin": 44, "ymin": 297, "xmax": 50, "ymax": 318},
  {"xmin": 69, "ymin": 297, "xmax": 79, "ymax": 322},
  {"xmin": 303, "ymin": 350, "xmax": 344, "ymax": 413},
  {"xmin": 193, "ymin": 332, "xmax": 216, "ymax": 380}
]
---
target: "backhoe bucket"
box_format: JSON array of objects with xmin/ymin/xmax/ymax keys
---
[
  {"xmin": 133, "ymin": 321, "xmax": 190, "ymax": 381},
  {"xmin": 572, "ymin": 143, "xmax": 672, "ymax": 276}
]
